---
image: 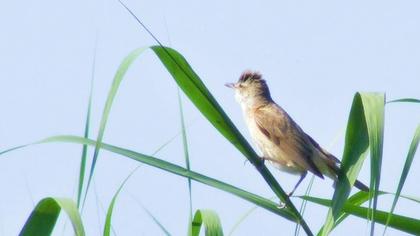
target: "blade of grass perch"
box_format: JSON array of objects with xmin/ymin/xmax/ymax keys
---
[
  {"xmin": 19, "ymin": 197, "xmax": 85, "ymax": 236},
  {"xmin": 383, "ymin": 124, "xmax": 420, "ymax": 235},
  {"xmin": 82, "ymin": 47, "xmax": 148, "ymax": 211},
  {"xmin": 191, "ymin": 209, "xmax": 224, "ymax": 236},
  {"xmin": 386, "ymin": 98, "xmax": 420, "ymax": 104},
  {"xmin": 301, "ymin": 195, "xmax": 420, "ymax": 235},
  {"xmin": 321, "ymin": 92, "xmax": 385, "ymax": 236},
  {"xmin": 0, "ymin": 136, "xmax": 298, "ymax": 223},
  {"xmin": 116, "ymin": 2, "xmax": 312, "ymax": 233},
  {"xmin": 178, "ymin": 90, "xmax": 193, "ymax": 223}
]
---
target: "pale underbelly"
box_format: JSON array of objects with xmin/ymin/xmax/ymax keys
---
[
  {"xmin": 244, "ymin": 111, "xmax": 306, "ymax": 174},
  {"xmin": 258, "ymin": 140, "xmax": 304, "ymax": 175},
  {"xmin": 247, "ymin": 125, "xmax": 303, "ymax": 174}
]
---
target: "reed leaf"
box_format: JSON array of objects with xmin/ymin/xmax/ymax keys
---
[
  {"xmin": 138, "ymin": 203, "xmax": 171, "ymax": 236},
  {"xmin": 0, "ymin": 136, "xmax": 297, "ymax": 223},
  {"xmin": 302, "ymin": 195, "xmax": 420, "ymax": 235},
  {"xmin": 77, "ymin": 53, "xmax": 95, "ymax": 209},
  {"xmin": 383, "ymin": 124, "xmax": 420, "ymax": 235},
  {"xmin": 19, "ymin": 197, "xmax": 85, "ymax": 236},
  {"xmin": 83, "ymin": 47, "xmax": 148, "ymax": 209},
  {"xmin": 321, "ymin": 92, "xmax": 385, "ymax": 235},
  {"xmin": 178, "ymin": 90, "xmax": 194, "ymax": 231},
  {"xmin": 103, "ymin": 167, "xmax": 139, "ymax": 236},
  {"xmin": 314, "ymin": 190, "xmax": 420, "ymax": 234},
  {"xmin": 191, "ymin": 209, "xmax": 224, "ymax": 236},
  {"xmin": 103, "ymin": 130, "xmax": 180, "ymax": 236},
  {"xmin": 386, "ymin": 98, "xmax": 420, "ymax": 104}
]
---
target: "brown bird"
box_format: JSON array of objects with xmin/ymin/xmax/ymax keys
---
[{"xmin": 226, "ymin": 71, "xmax": 368, "ymax": 196}]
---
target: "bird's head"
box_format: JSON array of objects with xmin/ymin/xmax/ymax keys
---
[{"xmin": 225, "ymin": 70, "xmax": 272, "ymax": 108}]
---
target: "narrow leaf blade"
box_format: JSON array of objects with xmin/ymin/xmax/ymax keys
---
[
  {"xmin": 383, "ymin": 124, "xmax": 420, "ymax": 234},
  {"xmin": 322, "ymin": 92, "xmax": 385, "ymax": 235},
  {"xmin": 303, "ymin": 196, "xmax": 420, "ymax": 235},
  {"xmin": 191, "ymin": 209, "xmax": 224, "ymax": 236},
  {"xmin": 20, "ymin": 197, "xmax": 85, "ymax": 236}
]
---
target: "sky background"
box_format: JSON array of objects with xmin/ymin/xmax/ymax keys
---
[{"xmin": 1, "ymin": 0, "xmax": 420, "ymax": 235}]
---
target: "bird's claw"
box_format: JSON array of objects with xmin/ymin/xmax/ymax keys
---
[
  {"xmin": 277, "ymin": 201, "xmax": 286, "ymax": 209},
  {"xmin": 255, "ymin": 157, "xmax": 266, "ymax": 170}
]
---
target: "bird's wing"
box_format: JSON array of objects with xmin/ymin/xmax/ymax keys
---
[{"xmin": 254, "ymin": 104, "xmax": 324, "ymax": 178}]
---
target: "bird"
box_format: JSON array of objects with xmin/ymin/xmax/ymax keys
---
[{"xmin": 225, "ymin": 70, "xmax": 369, "ymax": 196}]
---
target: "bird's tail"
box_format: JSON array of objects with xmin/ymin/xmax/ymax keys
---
[
  {"xmin": 354, "ymin": 179, "xmax": 369, "ymax": 192},
  {"xmin": 308, "ymin": 135, "xmax": 370, "ymax": 192},
  {"xmin": 321, "ymin": 150, "xmax": 369, "ymax": 192}
]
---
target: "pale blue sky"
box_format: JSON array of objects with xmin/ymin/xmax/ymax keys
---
[{"xmin": 1, "ymin": 0, "xmax": 420, "ymax": 235}]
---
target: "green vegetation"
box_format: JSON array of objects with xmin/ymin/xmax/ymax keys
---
[{"xmin": 1, "ymin": 45, "xmax": 419, "ymax": 236}]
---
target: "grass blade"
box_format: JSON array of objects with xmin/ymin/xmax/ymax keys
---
[
  {"xmin": 178, "ymin": 90, "xmax": 194, "ymax": 236},
  {"xmin": 138, "ymin": 203, "xmax": 171, "ymax": 236},
  {"xmin": 82, "ymin": 47, "xmax": 148, "ymax": 209},
  {"xmin": 314, "ymin": 190, "xmax": 420, "ymax": 235},
  {"xmin": 361, "ymin": 93, "xmax": 385, "ymax": 235},
  {"xmin": 191, "ymin": 209, "xmax": 224, "ymax": 236},
  {"xmin": 321, "ymin": 93, "xmax": 370, "ymax": 235},
  {"xmin": 103, "ymin": 167, "xmax": 139, "ymax": 236},
  {"xmin": 386, "ymin": 98, "xmax": 420, "ymax": 104},
  {"xmin": 178, "ymin": 90, "xmax": 193, "ymax": 222},
  {"xmin": 103, "ymin": 130, "xmax": 181, "ymax": 236},
  {"xmin": 20, "ymin": 197, "xmax": 85, "ymax": 236},
  {"xmin": 301, "ymin": 195, "xmax": 420, "ymax": 235},
  {"xmin": 227, "ymin": 206, "xmax": 258, "ymax": 236},
  {"xmin": 294, "ymin": 175, "xmax": 315, "ymax": 236},
  {"xmin": 383, "ymin": 123, "xmax": 420, "ymax": 235},
  {"xmin": 77, "ymin": 50, "xmax": 96, "ymax": 209},
  {"xmin": 321, "ymin": 92, "xmax": 385, "ymax": 236},
  {"xmin": 0, "ymin": 136, "xmax": 298, "ymax": 223}
]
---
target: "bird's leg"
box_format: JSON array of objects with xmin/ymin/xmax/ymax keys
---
[
  {"xmin": 288, "ymin": 172, "xmax": 307, "ymax": 197},
  {"xmin": 255, "ymin": 156, "xmax": 266, "ymax": 171},
  {"xmin": 257, "ymin": 157, "xmax": 285, "ymax": 209}
]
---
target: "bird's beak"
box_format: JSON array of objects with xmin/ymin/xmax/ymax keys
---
[{"xmin": 225, "ymin": 82, "xmax": 236, "ymax": 88}]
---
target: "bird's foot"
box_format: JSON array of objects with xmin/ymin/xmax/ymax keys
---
[
  {"xmin": 277, "ymin": 201, "xmax": 286, "ymax": 209},
  {"xmin": 255, "ymin": 157, "xmax": 266, "ymax": 171}
]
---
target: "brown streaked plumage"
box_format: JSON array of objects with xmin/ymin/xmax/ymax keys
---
[{"xmin": 226, "ymin": 70, "xmax": 368, "ymax": 196}]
